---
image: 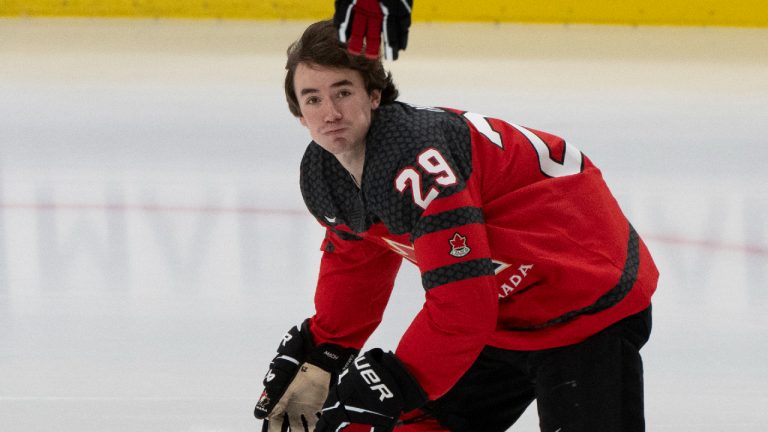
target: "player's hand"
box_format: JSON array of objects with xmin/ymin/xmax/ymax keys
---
[
  {"xmin": 254, "ymin": 319, "xmax": 357, "ymax": 431},
  {"xmin": 334, "ymin": 0, "xmax": 413, "ymax": 60},
  {"xmin": 315, "ymin": 348, "xmax": 427, "ymax": 432}
]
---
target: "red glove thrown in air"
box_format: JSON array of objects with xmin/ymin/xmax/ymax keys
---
[{"xmin": 334, "ymin": 0, "xmax": 413, "ymax": 60}]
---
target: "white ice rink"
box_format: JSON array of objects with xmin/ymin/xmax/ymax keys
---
[{"xmin": 1, "ymin": 18, "xmax": 767, "ymax": 431}]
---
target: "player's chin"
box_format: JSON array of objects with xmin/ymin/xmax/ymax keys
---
[{"xmin": 317, "ymin": 137, "xmax": 352, "ymax": 155}]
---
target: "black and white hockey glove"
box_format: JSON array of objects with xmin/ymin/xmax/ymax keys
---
[
  {"xmin": 334, "ymin": 0, "xmax": 413, "ymax": 60},
  {"xmin": 315, "ymin": 348, "xmax": 427, "ymax": 432},
  {"xmin": 254, "ymin": 319, "xmax": 357, "ymax": 432}
]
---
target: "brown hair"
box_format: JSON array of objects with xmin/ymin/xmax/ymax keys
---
[{"xmin": 284, "ymin": 20, "xmax": 399, "ymax": 117}]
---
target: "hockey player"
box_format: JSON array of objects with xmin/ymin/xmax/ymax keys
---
[{"xmin": 254, "ymin": 20, "xmax": 658, "ymax": 432}]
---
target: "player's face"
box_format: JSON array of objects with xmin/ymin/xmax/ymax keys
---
[{"xmin": 294, "ymin": 62, "xmax": 381, "ymax": 160}]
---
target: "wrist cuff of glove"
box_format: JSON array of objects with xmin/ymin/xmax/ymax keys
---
[
  {"xmin": 307, "ymin": 343, "xmax": 358, "ymax": 374},
  {"xmin": 302, "ymin": 320, "xmax": 358, "ymax": 374},
  {"xmin": 371, "ymin": 348, "xmax": 428, "ymax": 411}
]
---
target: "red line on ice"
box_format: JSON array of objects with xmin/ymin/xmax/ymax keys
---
[
  {"xmin": 1, "ymin": 202, "xmax": 766, "ymax": 257},
  {"xmin": 0, "ymin": 202, "xmax": 306, "ymax": 216},
  {"xmin": 645, "ymin": 235, "xmax": 768, "ymax": 257}
]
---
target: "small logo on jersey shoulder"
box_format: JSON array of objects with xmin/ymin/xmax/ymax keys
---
[
  {"xmin": 449, "ymin": 233, "xmax": 471, "ymax": 258},
  {"xmin": 324, "ymin": 215, "xmax": 337, "ymax": 224}
]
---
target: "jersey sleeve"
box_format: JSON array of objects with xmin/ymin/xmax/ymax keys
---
[
  {"xmin": 393, "ymin": 150, "xmax": 499, "ymax": 400},
  {"xmin": 309, "ymin": 228, "xmax": 404, "ymax": 350}
]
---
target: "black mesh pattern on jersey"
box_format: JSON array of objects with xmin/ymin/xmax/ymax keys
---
[
  {"xmin": 300, "ymin": 103, "xmax": 474, "ymax": 236},
  {"xmin": 411, "ymin": 207, "xmax": 485, "ymax": 241},
  {"xmin": 330, "ymin": 228, "xmax": 363, "ymax": 241},
  {"xmin": 508, "ymin": 223, "xmax": 641, "ymax": 331},
  {"xmin": 363, "ymin": 103, "xmax": 473, "ymax": 235},
  {"xmin": 421, "ymin": 259, "xmax": 495, "ymax": 291},
  {"xmin": 300, "ymin": 143, "xmax": 376, "ymax": 233}
]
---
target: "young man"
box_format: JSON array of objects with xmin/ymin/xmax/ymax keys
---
[{"xmin": 254, "ymin": 20, "xmax": 658, "ymax": 432}]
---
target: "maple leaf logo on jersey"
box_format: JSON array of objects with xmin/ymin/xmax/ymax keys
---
[{"xmin": 449, "ymin": 233, "xmax": 471, "ymax": 258}]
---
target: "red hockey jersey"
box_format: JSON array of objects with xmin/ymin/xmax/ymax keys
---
[{"xmin": 299, "ymin": 102, "xmax": 658, "ymax": 400}]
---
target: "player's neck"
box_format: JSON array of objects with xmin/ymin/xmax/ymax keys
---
[{"xmin": 335, "ymin": 143, "xmax": 366, "ymax": 188}]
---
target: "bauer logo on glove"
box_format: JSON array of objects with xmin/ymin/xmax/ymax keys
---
[
  {"xmin": 315, "ymin": 349, "xmax": 427, "ymax": 432},
  {"xmin": 349, "ymin": 355, "xmax": 395, "ymax": 401}
]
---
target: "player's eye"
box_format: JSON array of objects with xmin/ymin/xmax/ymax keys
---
[
  {"xmin": 337, "ymin": 89, "xmax": 352, "ymax": 98},
  {"xmin": 305, "ymin": 96, "xmax": 320, "ymax": 105}
]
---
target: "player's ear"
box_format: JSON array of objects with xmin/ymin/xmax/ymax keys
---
[
  {"xmin": 299, "ymin": 115, "xmax": 308, "ymax": 128},
  {"xmin": 370, "ymin": 89, "xmax": 381, "ymax": 110}
]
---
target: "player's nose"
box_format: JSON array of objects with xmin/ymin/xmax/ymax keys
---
[{"xmin": 323, "ymin": 99, "xmax": 342, "ymax": 122}]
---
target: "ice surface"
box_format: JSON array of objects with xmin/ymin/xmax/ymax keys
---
[{"xmin": 1, "ymin": 18, "xmax": 767, "ymax": 431}]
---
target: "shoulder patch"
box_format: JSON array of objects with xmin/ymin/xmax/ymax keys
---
[{"xmin": 449, "ymin": 233, "xmax": 471, "ymax": 257}]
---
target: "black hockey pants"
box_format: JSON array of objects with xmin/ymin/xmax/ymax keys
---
[{"xmin": 416, "ymin": 306, "xmax": 652, "ymax": 432}]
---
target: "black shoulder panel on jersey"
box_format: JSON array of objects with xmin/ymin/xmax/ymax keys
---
[
  {"xmin": 299, "ymin": 102, "xmax": 474, "ymax": 236},
  {"xmin": 362, "ymin": 103, "xmax": 474, "ymax": 235}
]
